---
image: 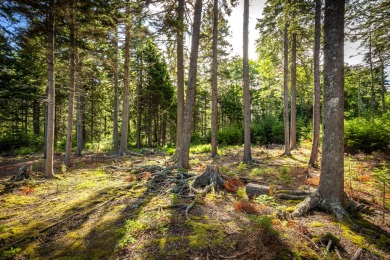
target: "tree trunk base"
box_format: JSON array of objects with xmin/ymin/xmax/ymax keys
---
[
  {"xmin": 10, "ymin": 165, "xmax": 32, "ymax": 182},
  {"xmin": 292, "ymin": 192, "xmax": 349, "ymax": 221},
  {"xmin": 189, "ymin": 165, "xmax": 225, "ymax": 194}
]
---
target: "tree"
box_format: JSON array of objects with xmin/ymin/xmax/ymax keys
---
[
  {"xmin": 178, "ymin": 0, "xmax": 203, "ymax": 169},
  {"xmin": 119, "ymin": 1, "xmax": 131, "ymax": 155},
  {"xmin": 283, "ymin": 19, "xmax": 290, "ymax": 156},
  {"xmin": 308, "ymin": 0, "xmax": 321, "ymax": 167},
  {"xmin": 175, "ymin": 0, "xmax": 185, "ymax": 158},
  {"xmin": 45, "ymin": 0, "xmax": 56, "ymax": 178},
  {"xmin": 318, "ymin": 0, "xmax": 346, "ymax": 218},
  {"xmin": 242, "ymin": 0, "xmax": 251, "ymax": 163},
  {"xmin": 290, "ymin": 0, "xmax": 297, "ymax": 150},
  {"xmin": 64, "ymin": 0, "xmax": 77, "ymax": 167},
  {"xmin": 210, "ymin": 0, "xmax": 218, "ymax": 158},
  {"xmin": 294, "ymin": 0, "xmax": 347, "ymax": 220}
]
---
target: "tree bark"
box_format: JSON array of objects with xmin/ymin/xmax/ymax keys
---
[
  {"xmin": 290, "ymin": 31, "xmax": 297, "ymax": 150},
  {"xmin": 119, "ymin": 2, "xmax": 131, "ymax": 155},
  {"xmin": 136, "ymin": 51, "xmax": 142, "ymax": 148},
  {"xmin": 113, "ymin": 24, "xmax": 119, "ymax": 154},
  {"xmin": 243, "ymin": 0, "xmax": 252, "ymax": 163},
  {"xmin": 283, "ymin": 21, "xmax": 291, "ymax": 156},
  {"xmin": 45, "ymin": 0, "xmax": 56, "ymax": 178},
  {"xmin": 211, "ymin": 0, "xmax": 218, "ymax": 158},
  {"xmin": 65, "ymin": 0, "xmax": 77, "ymax": 168},
  {"xmin": 32, "ymin": 100, "xmax": 40, "ymax": 135},
  {"xmin": 380, "ymin": 59, "xmax": 386, "ymax": 113},
  {"xmin": 308, "ymin": 0, "xmax": 321, "ymax": 167},
  {"xmin": 369, "ymin": 32, "xmax": 375, "ymax": 122},
  {"xmin": 178, "ymin": 0, "xmax": 203, "ymax": 169},
  {"xmin": 318, "ymin": 0, "xmax": 346, "ymax": 217},
  {"xmin": 76, "ymin": 68, "xmax": 84, "ymax": 156},
  {"xmin": 175, "ymin": 0, "xmax": 185, "ymax": 157}
]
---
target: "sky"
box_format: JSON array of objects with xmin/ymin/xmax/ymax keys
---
[{"xmin": 228, "ymin": 0, "xmax": 365, "ymax": 65}]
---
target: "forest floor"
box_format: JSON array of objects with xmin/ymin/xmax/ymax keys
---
[{"xmin": 0, "ymin": 143, "xmax": 389, "ymax": 259}]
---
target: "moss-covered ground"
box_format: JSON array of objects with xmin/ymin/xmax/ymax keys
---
[{"xmin": 0, "ymin": 144, "xmax": 389, "ymax": 259}]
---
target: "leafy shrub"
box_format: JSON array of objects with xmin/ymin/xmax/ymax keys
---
[
  {"xmin": 345, "ymin": 116, "xmax": 390, "ymax": 153},
  {"xmin": 0, "ymin": 133, "xmax": 43, "ymax": 154},
  {"xmin": 217, "ymin": 127, "xmax": 243, "ymax": 145},
  {"xmin": 251, "ymin": 115, "xmax": 284, "ymax": 145}
]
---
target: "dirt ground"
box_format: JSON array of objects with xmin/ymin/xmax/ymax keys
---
[{"xmin": 0, "ymin": 144, "xmax": 389, "ymax": 259}]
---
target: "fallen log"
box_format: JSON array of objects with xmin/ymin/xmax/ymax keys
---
[{"xmin": 246, "ymin": 183, "xmax": 273, "ymax": 199}]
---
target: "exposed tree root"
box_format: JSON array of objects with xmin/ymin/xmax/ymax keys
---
[{"xmin": 291, "ymin": 192, "xmax": 360, "ymax": 221}]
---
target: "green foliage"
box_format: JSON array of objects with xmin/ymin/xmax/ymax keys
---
[
  {"xmin": 236, "ymin": 187, "xmax": 248, "ymax": 199},
  {"xmin": 251, "ymin": 216, "xmax": 279, "ymax": 237},
  {"xmin": 225, "ymin": 171, "xmax": 237, "ymax": 177},
  {"xmin": 118, "ymin": 219, "xmax": 146, "ymax": 247},
  {"xmin": 190, "ymin": 144, "xmax": 212, "ymax": 154},
  {"xmin": 0, "ymin": 133, "xmax": 43, "ymax": 154},
  {"xmin": 237, "ymin": 162, "xmax": 249, "ymax": 172},
  {"xmin": 254, "ymin": 195, "xmax": 278, "ymax": 206},
  {"xmin": 279, "ymin": 166, "xmax": 294, "ymax": 185},
  {"xmin": 345, "ymin": 116, "xmax": 390, "ymax": 154},
  {"xmin": 251, "ymin": 115, "xmax": 284, "ymax": 145},
  {"xmin": 2, "ymin": 247, "xmax": 21, "ymax": 258},
  {"xmin": 217, "ymin": 127, "xmax": 243, "ymax": 145}
]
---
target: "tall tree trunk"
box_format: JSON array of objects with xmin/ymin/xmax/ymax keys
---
[
  {"xmin": 136, "ymin": 52, "xmax": 142, "ymax": 148},
  {"xmin": 318, "ymin": 0, "xmax": 345, "ymax": 216},
  {"xmin": 178, "ymin": 0, "xmax": 203, "ymax": 169},
  {"xmin": 308, "ymin": 0, "xmax": 321, "ymax": 167},
  {"xmin": 283, "ymin": 21, "xmax": 291, "ymax": 156},
  {"xmin": 76, "ymin": 63, "xmax": 84, "ymax": 156},
  {"xmin": 380, "ymin": 59, "xmax": 386, "ymax": 113},
  {"xmin": 175, "ymin": 0, "xmax": 185, "ymax": 157},
  {"xmin": 369, "ymin": 32, "xmax": 375, "ymax": 122},
  {"xmin": 65, "ymin": 0, "xmax": 77, "ymax": 167},
  {"xmin": 242, "ymin": 0, "xmax": 252, "ymax": 163},
  {"xmin": 210, "ymin": 0, "xmax": 218, "ymax": 158},
  {"xmin": 33, "ymin": 100, "xmax": 40, "ymax": 135},
  {"xmin": 290, "ymin": 32, "xmax": 297, "ymax": 150},
  {"xmin": 45, "ymin": 0, "xmax": 55, "ymax": 178},
  {"xmin": 119, "ymin": 2, "xmax": 131, "ymax": 154},
  {"xmin": 113, "ymin": 24, "xmax": 119, "ymax": 154}
]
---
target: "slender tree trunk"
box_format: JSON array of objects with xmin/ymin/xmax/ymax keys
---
[
  {"xmin": 136, "ymin": 52, "xmax": 142, "ymax": 148},
  {"xmin": 369, "ymin": 32, "xmax": 375, "ymax": 122},
  {"xmin": 65, "ymin": 0, "xmax": 77, "ymax": 167},
  {"xmin": 33, "ymin": 100, "xmax": 40, "ymax": 135},
  {"xmin": 380, "ymin": 59, "xmax": 386, "ymax": 113},
  {"xmin": 357, "ymin": 68, "xmax": 361, "ymax": 117},
  {"xmin": 283, "ymin": 21, "xmax": 291, "ymax": 156},
  {"xmin": 175, "ymin": 0, "xmax": 185, "ymax": 156},
  {"xmin": 211, "ymin": 0, "xmax": 218, "ymax": 158},
  {"xmin": 119, "ymin": 2, "xmax": 131, "ymax": 154},
  {"xmin": 318, "ymin": 0, "xmax": 345, "ymax": 216},
  {"xmin": 45, "ymin": 0, "xmax": 55, "ymax": 178},
  {"xmin": 290, "ymin": 32, "xmax": 297, "ymax": 150},
  {"xmin": 242, "ymin": 0, "xmax": 252, "ymax": 163},
  {"xmin": 178, "ymin": 0, "xmax": 203, "ymax": 169},
  {"xmin": 113, "ymin": 24, "xmax": 119, "ymax": 154},
  {"xmin": 76, "ymin": 63, "xmax": 84, "ymax": 156},
  {"xmin": 308, "ymin": 0, "xmax": 321, "ymax": 167}
]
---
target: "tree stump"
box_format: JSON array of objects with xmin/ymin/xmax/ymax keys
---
[
  {"xmin": 246, "ymin": 183, "xmax": 273, "ymax": 199},
  {"xmin": 192, "ymin": 165, "xmax": 225, "ymax": 189},
  {"xmin": 10, "ymin": 165, "xmax": 32, "ymax": 181}
]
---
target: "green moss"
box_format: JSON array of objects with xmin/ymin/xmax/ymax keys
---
[
  {"xmin": 378, "ymin": 234, "xmax": 390, "ymax": 248},
  {"xmin": 307, "ymin": 221, "xmax": 324, "ymax": 228},
  {"xmin": 340, "ymin": 224, "xmax": 365, "ymax": 248},
  {"xmin": 236, "ymin": 187, "xmax": 248, "ymax": 199},
  {"xmin": 186, "ymin": 220, "xmax": 225, "ymax": 249}
]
